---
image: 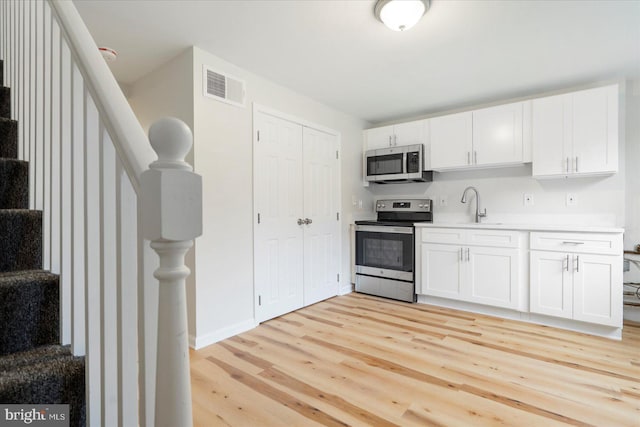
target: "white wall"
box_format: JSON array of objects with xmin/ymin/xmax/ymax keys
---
[
  {"xmin": 624, "ymin": 77, "xmax": 640, "ymax": 252},
  {"xmin": 191, "ymin": 47, "xmax": 371, "ymax": 347},
  {"xmin": 367, "ymin": 82, "xmax": 635, "ymax": 229},
  {"xmin": 126, "ymin": 49, "xmax": 197, "ymax": 337}
]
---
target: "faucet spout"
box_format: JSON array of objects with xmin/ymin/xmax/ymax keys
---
[{"xmin": 461, "ymin": 186, "xmax": 487, "ymax": 223}]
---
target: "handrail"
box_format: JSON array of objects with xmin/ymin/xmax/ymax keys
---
[{"xmin": 48, "ymin": 0, "xmax": 154, "ymax": 193}]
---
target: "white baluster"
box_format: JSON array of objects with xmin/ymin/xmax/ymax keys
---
[{"xmin": 141, "ymin": 117, "xmax": 202, "ymax": 427}]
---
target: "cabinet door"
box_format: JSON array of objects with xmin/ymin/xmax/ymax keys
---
[
  {"xmin": 467, "ymin": 246, "xmax": 519, "ymax": 309},
  {"xmin": 573, "ymin": 254, "xmax": 622, "ymax": 327},
  {"xmin": 393, "ymin": 120, "xmax": 426, "ymax": 147},
  {"xmin": 420, "ymin": 243, "xmax": 463, "ymax": 299},
  {"xmin": 364, "ymin": 125, "xmax": 394, "ymax": 150},
  {"xmin": 532, "ymin": 93, "xmax": 570, "ymax": 177},
  {"xmin": 571, "ymin": 85, "xmax": 618, "ymax": 176},
  {"xmin": 530, "ymin": 251, "xmax": 572, "ymax": 319},
  {"xmin": 472, "ymin": 102, "xmax": 523, "ymax": 166},
  {"xmin": 430, "ymin": 112, "xmax": 473, "ymax": 170}
]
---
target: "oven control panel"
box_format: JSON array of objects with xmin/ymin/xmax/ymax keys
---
[{"xmin": 376, "ymin": 199, "xmax": 432, "ymax": 212}]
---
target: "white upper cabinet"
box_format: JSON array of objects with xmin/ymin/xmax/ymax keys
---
[
  {"xmin": 532, "ymin": 85, "xmax": 618, "ymax": 178},
  {"xmin": 472, "ymin": 102, "xmax": 523, "ymax": 167},
  {"xmin": 430, "ymin": 102, "xmax": 525, "ymax": 171},
  {"xmin": 364, "ymin": 119, "xmax": 427, "ymax": 151},
  {"xmin": 430, "ymin": 112, "xmax": 473, "ymax": 169}
]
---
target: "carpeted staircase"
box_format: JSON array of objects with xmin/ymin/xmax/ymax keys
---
[{"xmin": 0, "ymin": 60, "xmax": 85, "ymax": 426}]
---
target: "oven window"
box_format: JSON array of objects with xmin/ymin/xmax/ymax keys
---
[
  {"xmin": 367, "ymin": 153, "xmax": 404, "ymax": 176},
  {"xmin": 356, "ymin": 230, "xmax": 413, "ymax": 272}
]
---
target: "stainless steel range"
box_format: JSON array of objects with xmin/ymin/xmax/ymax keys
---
[{"xmin": 354, "ymin": 199, "xmax": 433, "ymax": 302}]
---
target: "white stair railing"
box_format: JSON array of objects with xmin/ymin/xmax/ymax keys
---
[{"xmin": 0, "ymin": 1, "xmax": 202, "ymax": 426}]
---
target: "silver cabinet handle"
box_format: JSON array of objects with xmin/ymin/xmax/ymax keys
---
[
  {"xmin": 297, "ymin": 218, "xmax": 305, "ymax": 226},
  {"xmin": 566, "ymin": 157, "xmax": 569, "ymax": 173},
  {"xmin": 394, "ymin": 135, "xmax": 397, "ymax": 146},
  {"xmin": 565, "ymin": 254, "xmax": 570, "ymax": 271},
  {"xmin": 389, "ymin": 135, "xmax": 392, "ymax": 146},
  {"xmin": 304, "ymin": 218, "xmax": 313, "ymax": 225},
  {"xmin": 575, "ymin": 255, "xmax": 580, "ymax": 272},
  {"xmin": 575, "ymin": 156, "xmax": 579, "ymax": 173},
  {"xmin": 473, "ymin": 151, "xmax": 477, "ymax": 165},
  {"xmin": 460, "ymin": 247, "xmax": 463, "ymax": 262},
  {"xmin": 467, "ymin": 152, "xmax": 471, "ymax": 165},
  {"xmin": 562, "ymin": 241, "xmax": 584, "ymax": 245},
  {"xmin": 466, "ymin": 247, "xmax": 470, "ymax": 261}
]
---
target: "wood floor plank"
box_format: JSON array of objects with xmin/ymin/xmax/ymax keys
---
[{"xmin": 191, "ymin": 294, "xmax": 640, "ymax": 426}]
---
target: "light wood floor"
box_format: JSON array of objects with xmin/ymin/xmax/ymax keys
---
[{"xmin": 190, "ymin": 293, "xmax": 640, "ymax": 426}]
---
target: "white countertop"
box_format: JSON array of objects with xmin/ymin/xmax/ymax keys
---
[{"xmin": 415, "ymin": 222, "xmax": 624, "ymax": 233}]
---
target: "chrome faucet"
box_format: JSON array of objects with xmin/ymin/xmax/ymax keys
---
[{"xmin": 461, "ymin": 186, "xmax": 487, "ymax": 223}]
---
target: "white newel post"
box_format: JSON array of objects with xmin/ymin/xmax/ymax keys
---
[{"xmin": 141, "ymin": 118, "xmax": 202, "ymax": 427}]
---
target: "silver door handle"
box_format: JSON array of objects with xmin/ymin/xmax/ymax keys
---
[
  {"xmin": 297, "ymin": 218, "xmax": 305, "ymax": 225},
  {"xmin": 304, "ymin": 218, "xmax": 313, "ymax": 225},
  {"xmin": 565, "ymin": 254, "xmax": 569, "ymax": 271}
]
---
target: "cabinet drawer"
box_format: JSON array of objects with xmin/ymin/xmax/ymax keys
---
[
  {"xmin": 467, "ymin": 229, "xmax": 521, "ymax": 248},
  {"xmin": 421, "ymin": 228, "xmax": 466, "ymax": 244},
  {"xmin": 530, "ymin": 232, "xmax": 622, "ymax": 255}
]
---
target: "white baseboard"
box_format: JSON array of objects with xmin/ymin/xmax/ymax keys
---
[
  {"xmin": 189, "ymin": 318, "xmax": 258, "ymax": 350},
  {"xmin": 339, "ymin": 283, "xmax": 354, "ymax": 295}
]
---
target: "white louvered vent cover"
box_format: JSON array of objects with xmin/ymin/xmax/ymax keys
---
[{"xmin": 203, "ymin": 66, "xmax": 245, "ymax": 107}]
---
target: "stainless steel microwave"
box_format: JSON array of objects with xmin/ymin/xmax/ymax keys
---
[{"xmin": 365, "ymin": 144, "xmax": 433, "ymax": 184}]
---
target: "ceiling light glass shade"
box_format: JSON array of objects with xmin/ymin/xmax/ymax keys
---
[{"xmin": 374, "ymin": 0, "xmax": 429, "ymax": 32}]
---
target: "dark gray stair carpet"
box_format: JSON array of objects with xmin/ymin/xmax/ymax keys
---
[
  {"xmin": 0, "ymin": 117, "xmax": 18, "ymax": 158},
  {"xmin": 0, "ymin": 86, "xmax": 9, "ymax": 119},
  {"xmin": 0, "ymin": 58, "xmax": 85, "ymax": 426},
  {"xmin": 0, "ymin": 158, "xmax": 29, "ymax": 208},
  {"xmin": 0, "ymin": 209, "xmax": 42, "ymax": 272},
  {"xmin": 0, "ymin": 270, "xmax": 59, "ymax": 356},
  {"xmin": 0, "ymin": 345, "xmax": 86, "ymax": 427}
]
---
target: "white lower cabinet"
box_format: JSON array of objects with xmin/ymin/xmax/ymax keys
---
[
  {"xmin": 529, "ymin": 232, "xmax": 622, "ymax": 327},
  {"xmin": 420, "ymin": 228, "xmax": 521, "ymax": 310}
]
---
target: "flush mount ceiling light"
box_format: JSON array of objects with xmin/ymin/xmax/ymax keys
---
[{"xmin": 374, "ymin": 0, "xmax": 430, "ymax": 32}]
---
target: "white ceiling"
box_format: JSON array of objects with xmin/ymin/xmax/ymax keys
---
[{"xmin": 73, "ymin": 0, "xmax": 640, "ymax": 124}]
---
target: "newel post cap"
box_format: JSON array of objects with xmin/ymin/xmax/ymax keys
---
[
  {"xmin": 148, "ymin": 117, "xmax": 193, "ymax": 171},
  {"xmin": 141, "ymin": 117, "xmax": 202, "ymax": 241}
]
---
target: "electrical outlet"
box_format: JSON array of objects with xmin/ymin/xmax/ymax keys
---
[
  {"xmin": 523, "ymin": 193, "xmax": 534, "ymax": 207},
  {"xmin": 566, "ymin": 193, "xmax": 577, "ymax": 206},
  {"xmin": 439, "ymin": 195, "xmax": 448, "ymax": 207}
]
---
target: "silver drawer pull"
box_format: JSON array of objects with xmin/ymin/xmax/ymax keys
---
[{"xmin": 562, "ymin": 241, "xmax": 585, "ymax": 245}]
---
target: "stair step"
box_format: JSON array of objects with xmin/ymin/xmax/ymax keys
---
[
  {"xmin": 0, "ymin": 210, "xmax": 42, "ymax": 272},
  {"xmin": 0, "ymin": 86, "xmax": 9, "ymax": 119},
  {"xmin": 0, "ymin": 159, "xmax": 29, "ymax": 208},
  {"xmin": 0, "ymin": 117, "xmax": 18, "ymax": 159},
  {"xmin": 0, "ymin": 271, "xmax": 59, "ymax": 356},
  {"xmin": 0, "ymin": 345, "xmax": 85, "ymax": 427}
]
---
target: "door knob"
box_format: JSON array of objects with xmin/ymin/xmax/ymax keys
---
[
  {"xmin": 297, "ymin": 218, "xmax": 305, "ymax": 226},
  {"xmin": 304, "ymin": 218, "xmax": 313, "ymax": 225}
]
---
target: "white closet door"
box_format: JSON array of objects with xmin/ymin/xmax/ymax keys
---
[
  {"xmin": 302, "ymin": 127, "xmax": 341, "ymax": 306},
  {"xmin": 254, "ymin": 112, "xmax": 304, "ymax": 322}
]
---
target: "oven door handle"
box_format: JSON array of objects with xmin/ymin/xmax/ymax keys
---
[{"xmin": 355, "ymin": 225, "xmax": 414, "ymax": 234}]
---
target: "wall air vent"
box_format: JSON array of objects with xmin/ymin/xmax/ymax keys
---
[{"xmin": 203, "ymin": 65, "xmax": 245, "ymax": 108}]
